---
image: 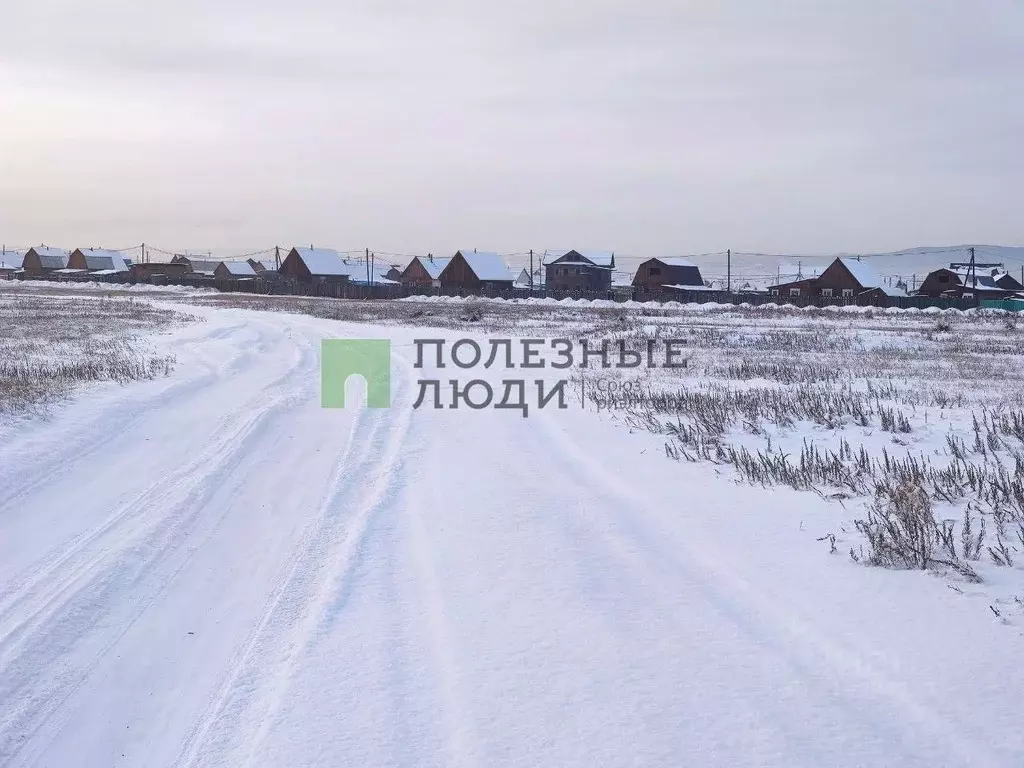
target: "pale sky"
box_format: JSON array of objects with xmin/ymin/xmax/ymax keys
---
[{"xmin": 1, "ymin": 1, "xmax": 1022, "ymax": 259}]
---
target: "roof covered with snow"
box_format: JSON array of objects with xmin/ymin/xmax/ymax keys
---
[
  {"xmin": 78, "ymin": 248, "xmax": 130, "ymax": 272},
  {"xmin": 412, "ymin": 255, "xmax": 452, "ymax": 280},
  {"xmin": 838, "ymin": 257, "xmax": 884, "ymax": 289},
  {"xmin": 652, "ymin": 257, "xmax": 700, "ymax": 268},
  {"xmin": 218, "ymin": 260, "xmax": 257, "ymax": 277},
  {"xmin": 454, "ymin": 251, "xmax": 513, "ymax": 282},
  {"xmin": 28, "ymin": 246, "xmax": 67, "ymax": 259},
  {"xmin": 664, "ymin": 283, "xmax": 720, "ymax": 292},
  {"xmin": 0, "ymin": 252, "xmax": 24, "ymax": 269},
  {"xmin": 290, "ymin": 247, "xmax": 349, "ymax": 276},
  {"xmin": 544, "ymin": 249, "xmax": 615, "ymax": 267}
]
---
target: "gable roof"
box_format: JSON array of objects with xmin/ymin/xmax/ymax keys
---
[
  {"xmin": 339, "ymin": 258, "xmax": 399, "ymax": 284},
  {"xmin": 0, "ymin": 252, "xmax": 24, "ymax": 270},
  {"xmin": 290, "ymin": 247, "xmax": 349, "ymax": 276},
  {"xmin": 78, "ymin": 248, "xmax": 130, "ymax": 272},
  {"xmin": 544, "ymin": 249, "xmax": 615, "ymax": 267},
  {"xmin": 413, "ymin": 255, "xmax": 452, "ymax": 280},
  {"xmin": 28, "ymin": 246, "xmax": 67, "ymax": 259},
  {"xmin": 651, "ymin": 257, "xmax": 699, "ymax": 268},
  {"xmin": 29, "ymin": 247, "xmax": 70, "ymax": 269},
  {"xmin": 218, "ymin": 260, "xmax": 257, "ymax": 277},
  {"xmin": 176, "ymin": 256, "xmax": 221, "ymax": 274},
  {"xmin": 454, "ymin": 250, "xmax": 513, "ymax": 282},
  {"xmin": 838, "ymin": 257, "xmax": 884, "ymax": 289},
  {"xmin": 252, "ymin": 259, "xmax": 279, "ymax": 272}
]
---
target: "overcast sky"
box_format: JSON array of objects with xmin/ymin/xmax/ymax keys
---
[{"xmin": 1, "ymin": 1, "xmax": 1022, "ymax": 258}]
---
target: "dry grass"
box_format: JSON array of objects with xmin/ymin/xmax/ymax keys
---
[{"xmin": 0, "ymin": 294, "xmax": 189, "ymax": 414}]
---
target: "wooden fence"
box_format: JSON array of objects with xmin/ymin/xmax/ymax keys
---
[{"xmin": 11, "ymin": 272, "xmax": 980, "ymax": 311}]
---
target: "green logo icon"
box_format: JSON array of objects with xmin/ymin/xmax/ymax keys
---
[{"xmin": 321, "ymin": 339, "xmax": 391, "ymax": 408}]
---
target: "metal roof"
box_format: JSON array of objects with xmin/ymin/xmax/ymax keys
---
[{"xmin": 454, "ymin": 251, "xmax": 513, "ymax": 282}]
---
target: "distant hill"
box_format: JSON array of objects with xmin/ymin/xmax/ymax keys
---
[{"xmin": 691, "ymin": 245, "xmax": 1024, "ymax": 291}]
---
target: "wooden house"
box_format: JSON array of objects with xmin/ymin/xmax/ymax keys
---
[
  {"xmin": 917, "ymin": 264, "xmax": 1024, "ymax": 299},
  {"xmin": 170, "ymin": 255, "xmax": 222, "ymax": 276},
  {"xmin": 632, "ymin": 257, "xmax": 705, "ymax": 295},
  {"xmin": 214, "ymin": 260, "xmax": 258, "ymax": 279},
  {"xmin": 401, "ymin": 255, "xmax": 452, "ymax": 288},
  {"xmin": 68, "ymin": 248, "xmax": 131, "ymax": 274},
  {"xmin": 248, "ymin": 258, "xmax": 281, "ymax": 275},
  {"xmin": 22, "ymin": 246, "xmax": 69, "ymax": 275},
  {"xmin": 0, "ymin": 251, "xmax": 24, "ymax": 278},
  {"xmin": 544, "ymin": 250, "xmax": 615, "ymax": 292},
  {"xmin": 130, "ymin": 261, "xmax": 190, "ymax": 281},
  {"xmin": 437, "ymin": 250, "xmax": 514, "ymax": 292},
  {"xmin": 280, "ymin": 247, "xmax": 351, "ymax": 284},
  {"xmin": 769, "ymin": 257, "xmax": 902, "ymax": 300}
]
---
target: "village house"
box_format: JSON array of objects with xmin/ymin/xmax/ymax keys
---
[
  {"xmin": 214, "ymin": 260, "xmax": 258, "ymax": 279},
  {"xmin": 917, "ymin": 264, "xmax": 1024, "ymax": 299},
  {"xmin": 248, "ymin": 258, "xmax": 280, "ymax": 275},
  {"xmin": 22, "ymin": 246, "xmax": 69, "ymax": 275},
  {"xmin": 544, "ymin": 250, "xmax": 615, "ymax": 292},
  {"xmin": 632, "ymin": 257, "xmax": 706, "ymax": 295},
  {"xmin": 170, "ymin": 255, "xmax": 222, "ymax": 276},
  {"xmin": 0, "ymin": 251, "xmax": 24, "ymax": 278},
  {"xmin": 338, "ymin": 258, "xmax": 400, "ymax": 286},
  {"xmin": 280, "ymin": 247, "xmax": 352, "ymax": 284},
  {"xmin": 768, "ymin": 257, "xmax": 905, "ymax": 300},
  {"xmin": 400, "ymin": 254, "xmax": 452, "ymax": 289},
  {"xmin": 437, "ymin": 250, "xmax": 514, "ymax": 292},
  {"xmin": 131, "ymin": 261, "xmax": 191, "ymax": 282},
  {"xmin": 68, "ymin": 248, "xmax": 131, "ymax": 274}
]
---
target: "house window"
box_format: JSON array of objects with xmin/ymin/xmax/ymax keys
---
[
  {"xmin": 938, "ymin": 274, "xmax": 950, "ymax": 283},
  {"xmin": 790, "ymin": 288, "xmax": 801, "ymax": 297},
  {"xmin": 821, "ymin": 288, "xmax": 833, "ymax": 298},
  {"xmin": 649, "ymin": 267, "xmax": 661, "ymax": 276},
  {"xmin": 769, "ymin": 288, "xmax": 778, "ymax": 296},
  {"xmin": 842, "ymin": 288, "xmax": 854, "ymax": 297}
]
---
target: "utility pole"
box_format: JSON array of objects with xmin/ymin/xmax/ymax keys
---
[
  {"xmin": 530, "ymin": 249, "xmax": 534, "ymax": 291},
  {"xmin": 370, "ymin": 252, "xmax": 375, "ymax": 287},
  {"xmin": 726, "ymin": 249, "xmax": 731, "ymax": 293},
  {"xmin": 968, "ymin": 246, "xmax": 977, "ymax": 290},
  {"xmin": 275, "ymin": 246, "xmax": 280, "ymax": 270},
  {"xmin": 365, "ymin": 247, "xmax": 370, "ymax": 292},
  {"xmin": 797, "ymin": 260, "xmax": 802, "ymax": 280}
]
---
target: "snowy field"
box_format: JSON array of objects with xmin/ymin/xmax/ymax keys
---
[{"xmin": 2, "ymin": 283, "xmax": 1024, "ymax": 767}]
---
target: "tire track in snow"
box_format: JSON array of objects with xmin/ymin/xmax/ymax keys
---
[
  {"xmin": 0, "ymin": 324, "xmax": 321, "ymax": 765},
  {"xmin": 530, "ymin": 408, "xmax": 1007, "ymax": 768},
  {"xmin": 174, "ymin": 352, "xmax": 417, "ymax": 768},
  {"xmin": 405, "ymin": 483, "xmax": 481, "ymax": 768},
  {"xmin": 0, "ymin": 321, "xmax": 235, "ymax": 516},
  {"xmin": 0, "ymin": 319, "xmax": 312, "ymax": 634}
]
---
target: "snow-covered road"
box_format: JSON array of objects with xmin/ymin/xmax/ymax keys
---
[{"xmin": 1, "ymin": 303, "xmax": 1023, "ymax": 767}]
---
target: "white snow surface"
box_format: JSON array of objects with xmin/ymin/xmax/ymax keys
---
[{"xmin": 1, "ymin": 300, "xmax": 1024, "ymax": 767}]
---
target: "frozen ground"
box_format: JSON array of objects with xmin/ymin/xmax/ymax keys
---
[{"xmin": 1, "ymin": 286, "xmax": 1024, "ymax": 767}]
